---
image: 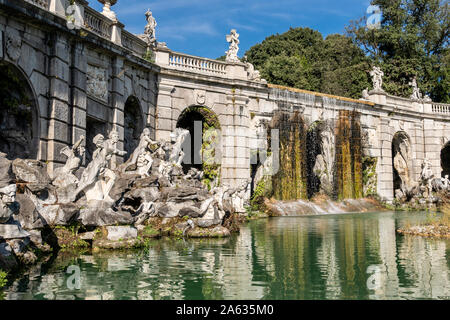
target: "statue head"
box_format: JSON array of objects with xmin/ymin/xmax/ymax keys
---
[
  {"xmin": 142, "ymin": 128, "xmax": 151, "ymax": 137},
  {"xmin": 446, "ymin": 175, "xmax": 449, "ymax": 180},
  {"xmin": 109, "ymin": 130, "xmax": 119, "ymax": 143},
  {"xmin": 0, "ymin": 184, "xmax": 16, "ymax": 205},
  {"xmin": 93, "ymin": 134, "xmax": 105, "ymax": 148}
]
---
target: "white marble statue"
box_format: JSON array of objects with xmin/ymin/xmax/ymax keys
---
[
  {"xmin": 362, "ymin": 88, "xmax": 370, "ymax": 100},
  {"xmin": 313, "ymin": 128, "xmax": 335, "ymax": 196},
  {"xmin": 144, "ymin": 8, "xmax": 157, "ymax": 46},
  {"xmin": 394, "ymin": 140, "xmax": 412, "ymax": 194},
  {"xmin": 409, "ymin": 76, "xmax": 422, "ymax": 100},
  {"xmin": 123, "ymin": 128, "xmax": 157, "ymax": 173},
  {"xmin": 168, "ymin": 128, "xmax": 190, "ymax": 167},
  {"xmin": 370, "ymin": 66, "xmax": 384, "ymax": 92},
  {"xmin": 231, "ymin": 179, "xmax": 251, "ymax": 213},
  {"xmin": 420, "ymin": 159, "xmax": 434, "ymax": 198},
  {"xmin": 136, "ymin": 152, "xmax": 153, "ymax": 178},
  {"xmin": 225, "ymin": 29, "xmax": 240, "ymax": 63},
  {"xmin": 0, "ymin": 184, "xmax": 17, "ymax": 223},
  {"xmin": 243, "ymin": 56, "xmax": 262, "ymax": 81},
  {"xmin": 99, "ymin": 0, "xmax": 117, "ymax": 21},
  {"xmin": 442, "ymin": 175, "xmax": 450, "ymax": 190},
  {"xmin": 52, "ymin": 135, "xmax": 85, "ymax": 188},
  {"xmin": 74, "ymin": 130, "xmax": 127, "ymax": 202}
]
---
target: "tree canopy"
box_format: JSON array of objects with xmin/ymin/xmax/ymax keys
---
[
  {"xmin": 347, "ymin": 0, "xmax": 449, "ymax": 102},
  {"xmin": 244, "ymin": 28, "xmax": 371, "ymax": 99},
  {"xmin": 241, "ymin": 0, "xmax": 449, "ymax": 102}
]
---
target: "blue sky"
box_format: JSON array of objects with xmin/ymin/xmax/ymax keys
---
[{"xmin": 90, "ymin": 0, "xmax": 372, "ymax": 59}]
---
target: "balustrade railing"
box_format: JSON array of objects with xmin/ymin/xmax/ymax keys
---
[
  {"xmin": 169, "ymin": 52, "xmax": 227, "ymax": 76},
  {"xmin": 122, "ymin": 30, "xmax": 148, "ymax": 57},
  {"xmin": 24, "ymin": 0, "xmax": 49, "ymax": 10},
  {"xmin": 83, "ymin": 6, "xmax": 113, "ymax": 40},
  {"xmin": 431, "ymin": 103, "xmax": 450, "ymax": 115}
]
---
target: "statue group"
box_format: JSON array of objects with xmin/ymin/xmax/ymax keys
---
[{"xmin": 0, "ymin": 125, "xmax": 250, "ymax": 245}]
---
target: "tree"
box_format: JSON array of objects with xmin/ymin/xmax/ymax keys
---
[
  {"xmin": 244, "ymin": 27, "xmax": 370, "ymax": 99},
  {"xmin": 347, "ymin": 0, "xmax": 449, "ymax": 102}
]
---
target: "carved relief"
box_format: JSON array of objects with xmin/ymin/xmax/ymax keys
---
[
  {"xmin": 87, "ymin": 64, "xmax": 108, "ymax": 102},
  {"xmin": 194, "ymin": 89, "xmax": 206, "ymax": 105},
  {"xmin": 5, "ymin": 27, "xmax": 22, "ymax": 62}
]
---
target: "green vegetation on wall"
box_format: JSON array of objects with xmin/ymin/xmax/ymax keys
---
[
  {"xmin": 335, "ymin": 110, "xmax": 364, "ymax": 200},
  {"xmin": 271, "ymin": 111, "xmax": 308, "ymax": 200}
]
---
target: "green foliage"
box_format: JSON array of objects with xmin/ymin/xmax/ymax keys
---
[
  {"xmin": 346, "ymin": 0, "xmax": 449, "ymax": 102},
  {"xmin": 0, "ymin": 270, "xmax": 7, "ymax": 289},
  {"xmin": 245, "ymin": 28, "xmax": 371, "ymax": 99}
]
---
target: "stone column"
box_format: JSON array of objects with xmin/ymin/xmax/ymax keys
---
[
  {"xmin": 377, "ymin": 117, "xmax": 394, "ymax": 201},
  {"xmin": 70, "ymin": 41, "xmax": 87, "ymax": 164},
  {"xmin": 47, "ymin": 33, "xmax": 71, "ymax": 174},
  {"xmin": 423, "ymin": 118, "xmax": 442, "ymax": 175},
  {"xmin": 155, "ymin": 83, "xmax": 174, "ymax": 142},
  {"xmin": 222, "ymin": 93, "xmax": 250, "ymax": 188},
  {"xmin": 110, "ymin": 56, "xmax": 125, "ymax": 167}
]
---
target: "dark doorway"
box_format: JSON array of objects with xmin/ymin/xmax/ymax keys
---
[
  {"xmin": 124, "ymin": 96, "xmax": 144, "ymax": 162},
  {"xmin": 441, "ymin": 142, "xmax": 450, "ymax": 178},
  {"xmin": 0, "ymin": 62, "xmax": 39, "ymax": 160}
]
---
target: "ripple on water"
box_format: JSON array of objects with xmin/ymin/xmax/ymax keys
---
[{"xmin": 3, "ymin": 211, "xmax": 450, "ymax": 300}]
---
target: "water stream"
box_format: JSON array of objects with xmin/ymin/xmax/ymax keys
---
[{"xmin": 2, "ymin": 211, "xmax": 449, "ymax": 300}]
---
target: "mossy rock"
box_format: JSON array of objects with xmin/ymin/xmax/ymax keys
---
[
  {"xmin": 92, "ymin": 238, "xmax": 143, "ymax": 250},
  {"xmin": 186, "ymin": 226, "xmax": 231, "ymax": 238}
]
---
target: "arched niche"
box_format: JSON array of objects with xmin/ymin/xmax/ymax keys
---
[
  {"xmin": 441, "ymin": 142, "xmax": 450, "ymax": 178},
  {"xmin": 392, "ymin": 131, "xmax": 413, "ymax": 196},
  {"xmin": 0, "ymin": 61, "xmax": 39, "ymax": 160},
  {"xmin": 176, "ymin": 105, "xmax": 221, "ymax": 188},
  {"xmin": 124, "ymin": 96, "xmax": 144, "ymax": 162}
]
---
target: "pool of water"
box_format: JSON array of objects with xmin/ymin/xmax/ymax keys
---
[{"xmin": 3, "ymin": 211, "xmax": 450, "ymax": 300}]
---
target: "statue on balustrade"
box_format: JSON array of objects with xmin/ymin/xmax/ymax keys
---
[
  {"xmin": 409, "ymin": 76, "xmax": 423, "ymax": 100},
  {"xmin": 226, "ymin": 29, "xmax": 240, "ymax": 63},
  {"xmin": 369, "ymin": 66, "xmax": 384, "ymax": 92},
  {"xmin": 144, "ymin": 8, "xmax": 157, "ymax": 46}
]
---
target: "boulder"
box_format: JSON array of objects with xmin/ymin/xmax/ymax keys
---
[
  {"xmin": 106, "ymin": 226, "xmax": 138, "ymax": 241},
  {"xmin": 0, "ymin": 153, "xmax": 14, "ymax": 187},
  {"xmin": 0, "ymin": 223, "xmax": 30, "ymax": 239},
  {"xmin": 78, "ymin": 201, "xmax": 134, "ymax": 227},
  {"xmin": 186, "ymin": 225, "xmax": 231, "ymax": 238},
  {"xmin": 15, "ymin": 193, "xmax": 46, "ymax": 230},
  {"xmin": 12, "ymin": 159, "xmax": 51, "ymax": 192},
  {"xmin": 161, "ymin": 186, "xmax": 209, "ymax": 203},
  {"xmin": 0, "ymin": 242, "xmax": 18, "ymax": 270}
]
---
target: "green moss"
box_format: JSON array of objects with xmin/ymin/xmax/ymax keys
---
[{"xmin": 0, "ymin": 270, "xmax": 7, "ymax": 289}]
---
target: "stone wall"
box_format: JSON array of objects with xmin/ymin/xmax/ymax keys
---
[{"xmin": 1, "ymin": 0, "xmax": 450, "ymax": 202}]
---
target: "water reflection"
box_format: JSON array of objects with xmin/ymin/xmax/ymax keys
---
[{"xmin": 3, "ymin": 211, "xmax": 450, "ymax": 300}]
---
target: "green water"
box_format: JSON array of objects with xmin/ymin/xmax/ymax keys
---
[{"xmin": 3, "ymin": 211, "xmax": 450, "ymax": 300}]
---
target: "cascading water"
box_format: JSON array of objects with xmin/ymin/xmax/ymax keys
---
[{"xmin": 267, "ymin": 104, "xmax": 368, "ymax": 215}]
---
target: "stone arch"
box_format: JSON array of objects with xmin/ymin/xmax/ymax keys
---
[
  {"xmin": 123, "ymin": 96, "xmax": 145, "ymax": 162},
  {"xmin": 392, "ymin": 131, "xmax": 413, "ymax": 197},
  {"xmin": 441, "ymin": 141, "xmax": 450, "ymax": 178},
  {"xmin": 0, "ymin": 61, "xmax": 39, "ymax": 160},
  {"xmin": 176, "ymin": 105, "xmax": 221, "ymax": 188}
]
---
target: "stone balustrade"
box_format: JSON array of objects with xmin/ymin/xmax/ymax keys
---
[
  {"xmin": 168, "ymin": 52, "xmax": 228, "ymax": 76},
  {"xmin": 432, "ymin": 103, "xmax": 450, "ymax": 115},
  {"xmin": 24, "ymin": 0, "xmax": 49, "ymax": 10},
  {"xmin": 122, "ymin": 30, "xmax": 147, "ymax": 57},
  {"xmin": 84, "ymin": 6, "xmax": 113, "ymax": 40}
]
